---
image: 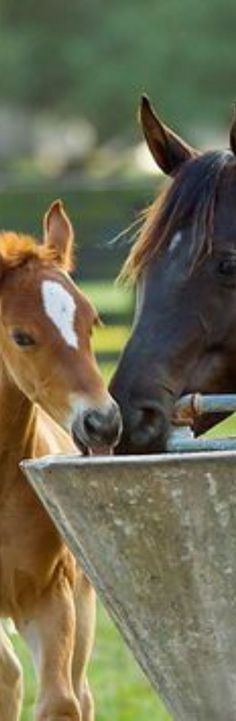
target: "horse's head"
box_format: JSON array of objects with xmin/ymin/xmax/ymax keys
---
[
  {"xmin": 0, "ymin": 200, "xmax": 122, "ymax": 453},
  {"xmin": 111, "ymin": 96, "xmax": 236, "ymax": 453}
]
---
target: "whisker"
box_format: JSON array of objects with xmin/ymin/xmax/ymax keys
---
[{"xmin": 107, "ymin": 216, "xmax": 144, "ymax": 248}]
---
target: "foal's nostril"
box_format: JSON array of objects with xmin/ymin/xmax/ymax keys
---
[
  {"xmin": 83, "ymin": 410, "xmax": 105, "ymax": 436},
  {"xmin": 83, "ymin": 405, "xmax": 122, "ymax": 447}
]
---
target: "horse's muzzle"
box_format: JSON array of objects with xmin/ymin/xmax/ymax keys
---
[
  {"xmin": 72, "ymin": 401, "xmax": 122, "ymax": 454},
  {"xmin": 114, "ymin": 399, "xmax": 170, "ymax": 455}
]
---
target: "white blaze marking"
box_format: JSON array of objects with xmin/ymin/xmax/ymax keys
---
[
  {"xmin": 41, "ymin": 280, "xmax": 78, "ymax": 349},
  {"xmin": 168, "ymin": 231, "xmax": 182, "ymax": 254}
]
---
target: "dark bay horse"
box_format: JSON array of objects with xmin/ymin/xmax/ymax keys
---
[
  {"xmin": 0, "ymin": 200, "xmax": 121, "ymax": 721},
  {"xmin": 110, "ymin": 95, "xmax": 236, "ymax": 453}
]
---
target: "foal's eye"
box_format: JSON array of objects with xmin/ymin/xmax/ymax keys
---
[
  {"xmin": 11, "ymin": 330, "xmax": 36, "ymax": 347},
  {"xmin": 217, "ymin": 258, "xmax": 236, "ymax": 277}
]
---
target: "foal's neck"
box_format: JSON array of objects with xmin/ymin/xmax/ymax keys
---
[{"xmin": 0, "ymin": 357, "xmax": 37, "ymax": 458}]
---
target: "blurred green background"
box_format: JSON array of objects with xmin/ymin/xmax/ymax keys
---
[
  {"xmin": 1, "ymin": 1, "xmax": 236, "ymax": 719},
  {"xmin": 0, "ymin": 0, "xmax": 235, "ymax": 184},
  {"xmin": 0, "ymin": 0, "xmax": 236, "ymax": 152}
]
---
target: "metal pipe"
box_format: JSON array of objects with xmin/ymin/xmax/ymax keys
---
[
  {"xmin": 167, "ymin": 427, "xmax": 236, "ymax": 453},
  {"xmin": 169, "ymin": 394, "xmax": 236, "ymax": 451},
  {"xmin": 173, "ymin": 393, "xmax": 236, "ymax": 426}
]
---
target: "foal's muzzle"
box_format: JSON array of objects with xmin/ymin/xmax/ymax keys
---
[{"xmin": 72, "ymin": 401, "xmax": 122, "ymax": 454}]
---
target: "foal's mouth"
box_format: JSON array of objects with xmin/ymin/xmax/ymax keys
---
[
  {"xmin": 71, "ymin": 405, "xmax": 123, "ymax": 457},
  {"xmin": 72, "ymin": 433, "xmax": 113, "ymax": 457}
]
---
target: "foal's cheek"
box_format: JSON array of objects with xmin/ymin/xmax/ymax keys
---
[{"xmin": 0, "ymin": 343, "xmax": 34, "ymax": 395}]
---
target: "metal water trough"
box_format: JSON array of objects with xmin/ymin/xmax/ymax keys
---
[{"xmin": 22, "ymin": 395, "xmax": 236, "ymax": 721}]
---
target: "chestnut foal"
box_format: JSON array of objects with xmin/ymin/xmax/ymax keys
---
[{"xmin": 0, "ymin": 200, "xmax": 121, "ymax": 721}]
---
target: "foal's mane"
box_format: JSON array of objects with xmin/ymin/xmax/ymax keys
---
[
  {"xmin": 121, "ymin": 151, "xmax": 235, "ymax": 282},
  {"xmin": 0, "ymin": 232, "xmax": 57, "ymax": 270}
]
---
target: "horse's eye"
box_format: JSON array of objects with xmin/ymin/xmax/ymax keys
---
[
  {"xmin": 218, "ymin": 258, "xmax": 236, "ymax": 276},
  {"xmin": 11, "ymin": 330, "xmax": 36, "ymax": 347}
]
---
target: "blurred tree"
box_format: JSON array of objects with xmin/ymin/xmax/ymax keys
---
[{"xmin": 0, "ymin": 0, "xmax": 235, "ymax": 141}]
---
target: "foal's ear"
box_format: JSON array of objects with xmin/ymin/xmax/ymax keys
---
[
  {"xmin": 43, "ymin": 199, "xmax": 74, "ymax": 271},
  {"xmin": 139, "ymin": 95, "xmax": 198, "ymax": 175}
]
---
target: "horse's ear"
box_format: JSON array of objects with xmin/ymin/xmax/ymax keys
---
[
  {"xmin": 139, "ymin": 95, "xmax": 198, "ymax": 175},
  {"xmin": 230, "ymin": 112, "xmax": 236, "ymax": 155},
  {"xmin": 43, "ymin": 199, "xmax": 74, "ymax": 271}
]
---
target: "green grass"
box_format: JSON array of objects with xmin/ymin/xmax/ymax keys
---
[{"xmin": 206, "ymin": 413, "xmax": 236, "ymax": 437}]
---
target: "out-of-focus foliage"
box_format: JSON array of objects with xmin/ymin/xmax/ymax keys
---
[{"xmin": 0, "ymin": 0, "xmax": 235, "ymax": 140}]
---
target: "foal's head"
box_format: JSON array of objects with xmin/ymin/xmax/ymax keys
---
[
  {"xmin": 111, "ymin": 96, "xmax": 236, "ymax": 453},
  {"xmin": 0, "ymin": 200, "xmax": 121, "ymax": 452}
]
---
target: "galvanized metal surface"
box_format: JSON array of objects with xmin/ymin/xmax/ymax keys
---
[
  {"xmin": 167, "ymin": 426, "xmax": 236, "ymax": 452},
  {"xmin": 174, "ymin": 393, "xmax": 236, "ymax": 418},
  {"xmin": 22, "ymin": 451, "xmax": 236, "ymax": 721},
  {"xmin": 170, "ymin": 393, "xmax": 236, "ymax": 452}
]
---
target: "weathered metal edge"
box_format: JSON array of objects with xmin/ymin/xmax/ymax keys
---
[{"xmin": 21, "ymin": 448, "xmax": 236, "ymax": 474}]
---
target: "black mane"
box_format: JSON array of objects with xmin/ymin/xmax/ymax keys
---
[{"xmin": 122, "ymin": 149, "xmax": 235, "ymax": 280}]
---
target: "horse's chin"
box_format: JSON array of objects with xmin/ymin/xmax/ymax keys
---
[{"xmin": 114, "ymin": 433, "xmax": 168, "ymax": 456}]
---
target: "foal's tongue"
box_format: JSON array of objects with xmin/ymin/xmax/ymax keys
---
[{"xmin": 89, "ymin": 446, "xmax": 113, "ymax": 456}]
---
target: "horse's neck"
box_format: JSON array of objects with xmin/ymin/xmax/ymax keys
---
[{"xmin": 0, "ymin": 357, "xmax": 37, "ymax": 459}]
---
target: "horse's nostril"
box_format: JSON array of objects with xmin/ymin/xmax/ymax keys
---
[
  {"xmin": 119, "ymin": 400, "xmax": 169, "ymax": 454},
  {"xmin": 131, "ymin": 406, "xmax": 163, "ymax": 443},
  {"xmin": 141, "ymin": 407, "xmax": 160, "ymax": 428}
]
